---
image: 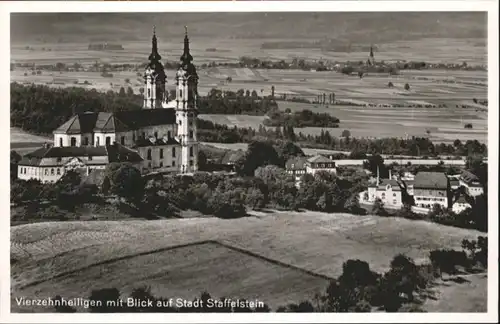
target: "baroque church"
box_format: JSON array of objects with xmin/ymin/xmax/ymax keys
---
[{"xmin": 17, "ymin": 27, "xmax": 200, "ymax": 183}]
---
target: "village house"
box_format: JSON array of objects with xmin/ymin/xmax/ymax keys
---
[
  {"xmin": 413, "ymin": 172, "xmax": 450, "ymax": 211},
  {"xmin": 452, "ymin": 194, "xmax": 472, "ymax": 214},
  {"xmin": 285, "ymin": 156, "xmax": 308, "ymax": 182},
  {"xmin": 305, "ymin": 155, "xmax": 337, "ymax": 176},
  {"xmin": 459, "ymin": 170, "xmax": 484, "ymax": 197}
]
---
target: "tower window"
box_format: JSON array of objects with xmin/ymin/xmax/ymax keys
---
[
  {"xmin": 190, "ymin": 160, "xmax": 193, "ymax": 166},
  {"xmin": 167, "ymin": 131, "xmax": 171, "ymax": 138},
  {"xmin": 172, "ymin": 147, "xmax": 176, "ymax": 157},
  {"xmin": 147, "ymin": 149, "xmax": 152, "ymax": 160},
  {"xmin": 70, "ymin": 137, "xmax": 76, "ymax": 147},
  {"xmin": 51, "ymin": 168, "xmax": 55, "ymax": 175},
  {"xmin": 106, "ymin": 136, "xmax": 111, "ymax": 146},
  {"xmin": 96, "ymin": 137, "xmax": 100, "ymax": 146},
  {"xmin": 154, "ymin": 131, "xmax": 158, "ymax": 138},
  {"xmin": 180, "ymin": 89, "xmax": 183, "ymax": 99},
  {"xmin": 189, "ymin": 147, "xmax": 194, "ymax": 157},
  {"xmin": 83, "ymin": 137, "xmax": 89, "ymax": 146},
  {"xmin": 147, "ymin": 89, "xmax": 151, "ymax": 97},
  {"xmin": 160, "ymin": 149, "xmax": 164, "ymax": 159},
  {"xmin": 142, "ymin": 132, "xmax": 146, "ymax": 139},
  {"xmin": 133, "ymin": 133, "xmax": 136, "ymax": 141},
  {"xmin": 121, "ymin": 136, "xmax": 125, "ymax": 145},
  {"xmin": 59, "ymin": 138, "xmax": 63, "ymax": 147},
  {"xmin": 189, "ymin": 131, "xmax": 194, "ymax": 139}
]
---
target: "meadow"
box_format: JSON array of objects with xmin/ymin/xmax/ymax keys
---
[{"xmin": 11, "ymin": 211, "xmax": 485, "ymax": 312}]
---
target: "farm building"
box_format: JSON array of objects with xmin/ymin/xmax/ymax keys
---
[
  {"xmin": 18, "ymin": 27, "xmax": 201, "ymax": 182},
  {"xmin": 459, "ymin": 170, "xmax": 484, "ymax": 197},
  {"xmin": 413, "ymin": 172, "xmax": 450, "ymax": 211}
]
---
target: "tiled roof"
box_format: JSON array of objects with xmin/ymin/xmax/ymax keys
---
[
  {"xmin": 285, "ymin": 156, "xmax": 308, "ymax": 170},
  {"xmin": 460, "ymin": 170, "xmax": 480, "ymax": 184},
  {"xmin": 106, "ymin": 143, "xmax": 143, "ymax": 163},
  {"xmin": 134, "ymin": 136, "xmax": 180, "ymax": 147},
  {"xmin": 53, "ymin": 112, "xmax": 99, "ymax": 134},
  {"xmin": 375, "ymin": 179, "xmax": 401, "ymax": 191},
  {"xmin": 307, "ymin": 155, "xmax": 335, "ymax": 164},
  {"xmin": 414, "ymin": 172, "xmax": 448, "ymax": 190},
  {"xmin": 18, "ymin": 143, "xmax": 142, "ymax": 166},
  {"xmin": 54, "ymin": 109, "xmax": 177, "ymax": 134},
  {"xmin": 454, "ymin": 194, "xmax": 470, "ymax": 205}
]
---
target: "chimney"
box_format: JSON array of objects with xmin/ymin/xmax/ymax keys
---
[
  {"xmin": 389, "ymin": 169, "xmax": 392, "ymax": 180},
  {"xmin": 376, "ymin": 165, "xmax": 380, "ymax": 186}
]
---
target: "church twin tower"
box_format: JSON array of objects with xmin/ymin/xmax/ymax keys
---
[{"xmin": 143, "ymin": 26, "xmax": 199, "ymax": 174}]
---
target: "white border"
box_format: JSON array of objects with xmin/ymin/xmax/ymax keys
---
[{"xmin": 0, "ymin": 1, "xmax": 498, "ymax": 323}]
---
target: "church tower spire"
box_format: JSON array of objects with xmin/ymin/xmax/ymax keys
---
[
  {"xmin": 143, "ymin": 26, "xmax": 167, "ymax": 109},
  {"xmin": 178, "ymin": 26, "xmax": 198, "ymax": 109},
  {"xmin": 180, "ymin": 26, "xmax": 193, "ymax": 65}
]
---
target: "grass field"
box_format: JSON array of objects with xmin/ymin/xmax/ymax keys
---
[{"xmin": 11, "ymin": 211, "xmax": 485, "ymax": 312}]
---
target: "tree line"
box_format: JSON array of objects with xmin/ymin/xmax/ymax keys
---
[{"xmin": 11, "ymin": 140, "xmax": 488, "ymax": 232}]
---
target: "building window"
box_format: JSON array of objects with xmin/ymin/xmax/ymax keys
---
[
  {"xmin": 106, "ymin": 136, "xmax": 111, "ymax": 146},
  {"xmin": 57, "ymin": 168, "xmax": 61, "ymax": 175},
  {"xmin": 393, "ymin": 193, "xmax": 396, "ymax": 197},
  {"xmin": 381, "ymin": 193, "xmax": 385, "ymax": 199},
  {"xmin": 167, "ymin": 131, "xmax": 171, "ymax": 138},
  {"xmin": 142, "ymin": 132, "xmax": 146, "ymax": 139},
  {"xmin": 189, "ymin": 130, "xmax": 194, "ymax": 139},
  {"xmin": 59, "ymin": 138, "xmax": 63, "ymax": 147},
  {"xmin": 189, "ymin": 160, "xmax": 193, "ymax": 166},
  {"xmin": 172, "ymin": 161, "xmax": 176, "ymax": 167},
  {"xmin": 393, "ymin": 200, "xmax": 397, "ymax": 204},
  {"xmin": 147, "ymin": 89, "xmax": 151, "ymax": 97},
  {"xmin": 179, "ymin": 120, "xmax": 182, "ymax": 126},
  {"xmin": 189, "ymin": 147, "xmax": 194, "ymax": 157},
  {"xmin": 96, "ymin": 137, "xmax": 100, "ymax": 146},
  {"xmin": 121, "ymin": 136, "xmax": 125, "ymax": 145},
  {"xmin": 172, "ymin": 147, "xmax": 176, "ymax": 157},
  {"xmin": 160, "ymin": 161, "xmax": 163, "ymax": 168},
  {"xmin": 89, "ymin": 156, "xmax": 93, "ymax": 161},
  {"xmin": 154, "ymin": 131, "xmax": 158, "ymax": 138},
  {"xmin": 70, "ymin": 137, "xmax": 76, "ymax": 146},
  {"xmin": 147, "ymin": 149, "xmax": 152, "ymax": 160},
  {"xmin": 160, "ymin": 149, "xmax": 164, "ymax": 159},
  {"xmin": 45, "ymin": 169, "xmax": 48, "ymax": 175},
  {"xmin": 148, "ymin": 162, "xmax": 152, "ymax": 168},
  {"xmin": 83, "ymin": 137, "xmax": 89, "ymax": 146},
  {"xmin": 133, "ymin": 133, "xmax": 136, "ymax": 141},
  {"xmin": 51, "ymin": 168, "xmax": 55, "ymax": 175},
  {"xmin": 57, "ymin": 157, "xmax": 62, "ymax": 162}
]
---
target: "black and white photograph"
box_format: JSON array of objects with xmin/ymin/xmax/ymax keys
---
[{"xmin": 2, "ymin": 1, "xmax": 498, "ymax": 322}]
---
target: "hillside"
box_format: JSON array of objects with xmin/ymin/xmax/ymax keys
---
[
  {"xmin": 11, "ymin": 12, "xmax": 487, "ymax": 44},
  {"xmin": 11, "ymin": 211, "xmax": 485, "ymax": 312}
]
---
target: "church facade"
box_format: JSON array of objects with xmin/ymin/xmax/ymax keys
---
[{"xmin": 17, "ymin": 27, "xmax": 200, "ymax": 183}]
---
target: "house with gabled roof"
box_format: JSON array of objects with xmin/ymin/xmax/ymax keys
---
[
  {"xmin": 305, "ymin": 155, "xmax": 337, "ymax": 176},
  {"xmin": 413, "ymin": 171, "xmax": 450, "ymax": 210},
  {"xmin": 459, "ymin": 170, "xmax": 484, "ymax": 197}
]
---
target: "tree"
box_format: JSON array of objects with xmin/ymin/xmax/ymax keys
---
[
  {"xmin": 235, "ymin": 141, "xmax": 281, "ymax": 176},
  {"xmin": 276, "ymin": 141, "xmax": 304, "ymax": 166},
  {"xmin": 388, "ymin": 81, "xmax": 394, "ymax": 88},
  {"xmin": 10, "ymin": 150, "xmax": 22, "ymax": 181},
  {"xmin": 372, "ymin": 198, "xmax": 386, "ymax": 216},
  {"xmin": 342, "ymin": 129, "xmax": 351, "ymax": 138},
  {"xmin": 88, "ymin": 288, "xmax": 123, "ymax": 312},
  {"xmin": 404, "ymin": 83, "xmax": 410, "ymax": 91},
  {"xmin": 127, "ymin": 87, "xmax": 134, "ymax": 96},
  {"xmin": 119, "ymin": 87, "xmax": 126, "ymax": 96},
  {"xmin": 105, "ymin": 163, "xmax": 144, "ymax": 203}
]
